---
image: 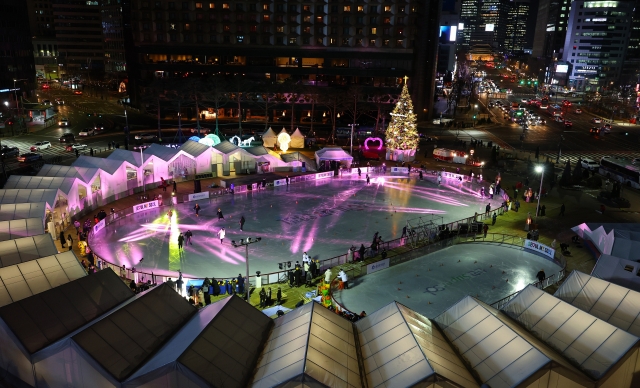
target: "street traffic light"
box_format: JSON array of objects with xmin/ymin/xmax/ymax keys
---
[{"xmin": 473, "ymin": 115, "xmax": 476, "ymax": 119}]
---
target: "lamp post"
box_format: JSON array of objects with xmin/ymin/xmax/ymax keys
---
[
  {"xmin": 474, "ymin": 104, "xmax": 478, "ymax": 126},
  {"xmin": 13, "ymin": 79, "xmax": 27, "ymax": 117},
  {"xmin": 535, "ymin": 165, "xmax": 544, "ymax": 222},
  {"xmin": 232, "ymin": 237, "xmax": 262, "ymax": 303},
  {"xmin": 348, "ymin": 123, "xmax": 359, "ymax": 156}
]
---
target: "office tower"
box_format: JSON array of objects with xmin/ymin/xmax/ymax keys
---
[
  {"xmin": 127, "ymin": 0, "xmax": 440, "ymax": 118},
  {"xmin": 459, "ymin": 0, "xmax": 479, "ymax": 49},
  {"xmin": 562, "ymin": 0, "xmax": 634, "ymax": 91},
  {"xmin": 102, "ymin": 0, "xmax": 128, "ymax": 81},
  {"xmin": 620, "ymin": 0, "xmax": 640, "ymax": 85},
  {"xmin": 0, "ymin": 2, "xmax": 35, "ymax": 92},
  {"xmin": 532, "ymin": 0, "xmax": 571, "ymax": 59},
  {"xmin": 26, "ymin": 0, "xmax": 60, "ymax": 80},
  {"xmin": 473, "ymin": 0, "xmax": 509, "ymax": 49},
  {"xmin": 438, "ymin": 0, "xmax": 461, "ymax": 75},
  {"xmin": 504, "ymin": 0, "xmax": 530, "ymax": 53}
]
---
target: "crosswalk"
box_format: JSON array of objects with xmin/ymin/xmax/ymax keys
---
[
  {"xmin": 542, "ymin": 150, "xmax": 640, "ymax": 164},
  {"xmin": 1, "ymin": 138, "xmax": 108, "ymax": 170}
]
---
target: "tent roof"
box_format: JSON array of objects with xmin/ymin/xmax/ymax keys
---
[
  {"xmin": 591, "ymin": 254, "xmax": 640, "ymax": 293},
  {"xmin": 179, "ymin": 140, "xmax": 213, "ymax": 157},
  {"xmin": 435, "ymin": 295, "xmax": 591, "ymax": 388},
  {"xmin": 261, "ymin": 127, "xmax": 277, "ymax": 139},
  {"xmin": 244, "ymin": 146, "xmax": 269, "ymax": 156},
  {"xmin": 250, "ymin": 301, "xmax": 362, "ymax": 388},
  {"xmin": 213, "ymin": 140, "xmax": 239, "ymax": 154},
  {"xmin": 0, "ymin": 202, "xmax": 47, "ymax": 222},
  {"xmin": 0, "ymin": 250, "xmax": 86, "ymax": 309},
  {"xmin": 3, "ymin": 175, "xmax": 78, "ymax": 195},
  {"xmin": 130, "ymin": 295, "xmax": 272, "ymax": 388},
  {"xmin": 73, "ymin": 155, "xmax": 126, "ymax": 175},
  {"xmin": 72, "ymin": 283, "xmax": 197, "ymax": 381},
  {"xmin": 611, "ymin": 230, "xmax": 640, "ymax": 260},
  {"xmin": 143, "ymin": 143, "xmax": 180, "ymax": 162},
  {"xmin": 291, "ymin": 128, "xmax": 304, "ymax": 138},
  {"xmin": 278, "ymin": 128, "xmax": 289, "ymax": 135},
  {"xmin": 503, "ymin": 284, "xmax": 640, "ymax": 380},
  {"xmin": 315, "ymin": 147, "xmax": 353, "ymax": 161},
  {"xmin": 585, "ymin": 223, "xmax": 640, "ymax": 234},
  {"xmin": 37, "ymin": 164, "xmax": 100, "ymax": 183},
  {"xmin": 357, "ymin": 301, "xmax": 478, "ymax": 388},
  {"xmin": 0, "ymin": 268, "xmax": 132, "ymax": 355},
  {"xmin": 0, "ymin": 189, "xmax": 57, "ymax": 208},
  {"xmin": 555, "ymin": 271, "xmax": 640, "ymax": 337},
  {"xmin": 280, "ymin": 152, "xmax": 316, "ymax": 170},
  {"xmin": 0, "ymin": 218, "xmax": 45, "ymax": 242},
  {"xmin": 0, "ymin": 234, "xmax": 57, "ymax": 268},
  {"xmin": 107, "ymin": 149, "xmax": 144, "ymax": 167}
]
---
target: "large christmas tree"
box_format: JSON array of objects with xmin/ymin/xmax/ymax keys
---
[{"xmin": 386, "ymin": 79, "xmax": 419, "ymax": 153}]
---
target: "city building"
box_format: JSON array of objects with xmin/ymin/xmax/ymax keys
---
[
  {"xmin": 531, "ymin": 0, "xmax": 572, "ymax": 83},
  {"xmin": 473, "ymin": 0, "xmax": 509, "ymax": 49},
  {"xmin": 26, "ymin": 0, "xmax": 60, "ymax": 80},
  {"xmin": 126, "ymin": 0, "xmax": 440, "ymax": 119},
  {"xmin": 458, "ymin": 0, "xmax": 479, "ymax": 50},
  {"xmin": 562, "ymin": 0, "xmax": 635, "ymax": 91},
  {"xmin": 620, "ymin": 0, "xmax": 640, "ymax": 86},
  {"xmin": 102, "ymin": 0, "xmax": 128, "ymax": 82},
  {"xmin": 504, "ymin": 0, "xmax": 530, "ymax": 53},
  {"xmin": 458, "ymin": 0, "xmax": 526, "ymax": 53},
  {"xmin": 438, "ymin": 0, "xmax": 461, "ymax": 77}
]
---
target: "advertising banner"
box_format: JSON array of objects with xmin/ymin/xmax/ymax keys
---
[
  {"xmin": 93, "ymin": 219, "xmax": 106, "ymax": 234},
  {"xmin": 133, "ymin": 200, "xmax": 159, "ymax": 214},
  {"xmin": 188, "ymin": 191, "xmax": 210, "ymax": 201},
  {"xmin": 273, "ymin": 179, "xmax": 287, "ymax": 187},
  {"xmin": 391, "ymin": 167, "xmax": 409, "ymax": 174},
  {"xmin": 316, "ymin": 172, "xmax": 334, "ymax": 179},
  {"xmin": 524, "ymin": 239, "xmax": 555, "ymax": 260},
  {"xmin": 367, "ymin": 258, "xmax": 390, "ymax": 274}
]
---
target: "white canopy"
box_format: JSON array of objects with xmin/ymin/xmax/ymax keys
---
[
  {"xmin": 4, "ymin": 176, "xmax": 78, "ymax": 195},
  {"xmin": 0, "ymin": 234, "xmax": 57, "ymax": 268},
  {"xmin": 37, "ymin": 164, "xmax": 100, "ymax": 184},
  {"xmin": 503, "ymin": 284, "xmax": 640, "ymax": 380},
  {"xmin": 356, "ymin": 301, "xmax": 477, "ymax": 387},
  {"xmin": 591, "ymin": 253, "xmax": 640, "ymax": 293},
  {"xmin": 143, "ymin": 143, "xmax": 180, "ymax": 162},
  {"xmin": 555, "ymin": 270, "xmax": 640, "ymax": 337},
  {"xmin": 0, "ymin": 189, "xmax": 58, "ymax": 209},
  {"xmin": 0, "ymin": 218, "xmax": 45, "ymax": 242},
  {"xmin": 315, "ymin": 147, "xmax": 353, "ymax": 167},
  {"xmin": 0, "ymin": 203, "xmax": 47, "ymax": 222},
  {"xmin": 290, "ymin": 128, "xmax": 305, "ymax": 148},
  {"xmin": 261, "ymin": 127, "xmax": 277, "ymax": 147},
  {"xmin": 107, "ymin": 149, "xmax": 144, "ymax": 167},
  {"xmin": 73, "ymin": 155, "xmax": 127, "ymax": 175}
]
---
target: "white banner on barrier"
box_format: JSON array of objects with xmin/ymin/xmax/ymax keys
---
[
  {"xmin": 133, "ymin": 200, "xmax": 159, "ymax": 214},
  {"xmin": 273, "ymin": 179, "xmax": 287, "ymax": 187},
  {"xmin": 93, "ymin": 219, "xmax": 106, "ymax": 234},
  {"xmin": 524, "ymin": 239, "xmax": 555, "ymax": 260},
  {"xmin": 367, "ymin": 258, "xmax": 390, "ymax": 274},
  {"xmin": 390, "ymin": 167, "xmax": 409, "ymax": 174},
  {"xmin": 188, "ymin": 191, "xmax": 210, "ymax": 201},
  {"xmin": 316, "ymin": 172, "xmax": 334, "ymax": 179},
  {"xmin": 441, "ymin": 172, "xmax": 466, "ymax": 181}
]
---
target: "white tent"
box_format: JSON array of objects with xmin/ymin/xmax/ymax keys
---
[
  {"xmin": 435, "ymin": 295, "xmax": 593, "ymax": 388},
  {"xmin": 261, "ymin": 127, "xmax": 277, "ymax": 147},
  {"xmin": 0, "ymin": 234, "xmax": 57, "ymax": 268},
  {"xmin": 0, "ymin": 218, "xmax": 45, "ymax": 242},
  {"xmin": 315, "ymin": 147, "xmax": 353, "ymax": 168},
  {"xmin": 555, "ymin": 270, "xmax": 640, "ymax": 337},
  {"xmin": 503, "ymin": 284, "xmax": 640, "ymax": 383},
  {"xmin": 3, "ymin": 177, "xmax": 86, "ymax": 215},
  {"xmin": 250, "ymin": 301, "xmax": 362, "ymax": 388},
  {"xmin": 125, "ymin": 295, "xmax": 272, "ymax": 388},
  {"xmin": 0, "ymin": 203, "xmax": 47, "ymax": 223},
  {"xmin": 0, "ymin": 189, "xmax": 57, "ymax": 209},
  {"xmin": 591, "ymin": 254, "xmax": 640, "ymax": 293},
  {"xmin": 37, "ymin": 164, "xmax": 101, "ymax": 184},
  {"xmin": 0, "ymin": 250, "xmax": 86, "ymax": 308},
  {"xmin": 572, "ymin": 223, "xmax": 616, "ymax": 256},
  {"xmin": 290, "ymin": 128, "xmax": 305, "ymax": 148},
  {"xmin": 178, "ymin": 140, "xmax": 220, "ymax": 174},
  {"xmin": 356, "ymin": 301, "xmax": 478, "ymax": 387},
  {"xmin": 0, "ymin": 269, "xmax": 134, "ymax": 387}
]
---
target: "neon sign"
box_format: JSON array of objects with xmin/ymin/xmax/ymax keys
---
[{"xmin": 364, "ymin": 137, "xmax": 384, "ymax": 150}]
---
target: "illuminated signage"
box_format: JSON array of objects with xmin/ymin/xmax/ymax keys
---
[
  {"xmin": 485, "ymin": 24, "xmax": 495, "ymax": 32},
  {"xmin": 556, "ymin": 64, "xmax": 569, "ymax": 73}
]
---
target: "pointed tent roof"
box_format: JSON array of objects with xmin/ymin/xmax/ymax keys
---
[
  {"xmin": 107, "ymin": 149, "xmax": 144, "ymax": 167},
  {"xmin": 3, "ymin": 175, "xmax": 79, "ymax": 195},
  {"xmin": 261, "ymin": 127, "xmax": 277, "ymax": 139},
  {"xmin": 503, "ymin": 284, "xmax": 640, "ymax": 380},
  {"xmin": 0, "ymin": 203, "xmax": 47, "ymax": 222},
  {"xmin": 555, "ymin": 270, "xmax": 640, "ymax": 337},
  {"xmin": 37, "ymin": 164, "xmax": 100, "ymax": 184},
  {"xmin": 244, "ymin": 146, "xmax": 269, "ymax": 156},
  {"xmin": 278, "ymin": 127, "xmax": 289, "ymax": 135},
  {"xmin": 435, "ymin": 295, "xmax": 593, "ymax": 388},
  {"xmin": 179, "ymin": 140, "xmax": 217, "ymax": 158},
  {"xmin": 0, "ymin": 268, "xmax": 133, "ymax": 355},
  {"xmin": 250, "ymin": 301, "xmax": 362, "ymax": 388},
  {"xmin": 71, "ymin": 283, "xmax": 197, "ymax": 381},
  {"xmin": 291, "ymin": 127, "xmax": 304, "ymax": 139},
  {"xmin": 73, "ymin": 155, "xmax": 127, "ymax": 175},
  {"xmin": 280, "ymin": 152, "xmax": 317, "ymax": 170},
  {"xmin": 143, "ymin": 143, "xmax": 180, "ymax": 162},
  {"xmin": 0, "ymin": 250, "xmax": 86, "ymax": 309},
  {"xmin": 213, "ymin": 140, "xmax": 239, "ymax": 154},
  {"xmin": 0, "ymin": 189, "xmax": 58, "ymax": 208},
  {"xmin": 0, "ymin": 234, "xmax": 57, "ymax": 268},
  {"xmin": 0, "ymin": 218, "xmax": 45, "ymax": 241},
  {"xmin": 127, "ymin": 295, "xmax": 273, "ymax": 388},
  {"xmin": 356, "ymin": 301, "xmax": 478, "ymax": 387}
]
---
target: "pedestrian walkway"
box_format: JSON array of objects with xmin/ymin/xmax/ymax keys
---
[{"xmin": 542, "ymin": 150, "xmax": 640, "ymax": 165}]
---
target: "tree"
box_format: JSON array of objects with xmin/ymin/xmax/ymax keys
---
[
  {"xmin": 385, "ymin": 81, "xmax": 419, "ymax": 152},
  {"xmin": 560, "ymin": 160, "xmax": 572, "ymax": 186},
  {"xmin": 320, "ymin": 89, "xmax": 344, "ymax": 144},
  {"xmin": 572, "ymin": 159, "xmax": 583, "ymax": 184}
]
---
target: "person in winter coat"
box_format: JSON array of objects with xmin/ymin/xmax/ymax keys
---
[
  {"xmin": 178, "ymin": 233, "xmax": 184, "ymax": 250},
  {"xmin": 193, "ymin": 203, "xmax": 200, "ymax": 217},
  {"xmin": 67, "ymin": 234, "xmax": 73, "ymax": 251},
  {"xmin": 211, "ymin": 278, "xmax": 220, "ymax": 297},
  {"xmin": 202, "ymin": 278, "xmax": 211, "ymax": 305},
  {"xmin": 60, "ymin": 231, "xmax": 66, "ymax": 248},
  {"xmin": 359, "ymin": 244, "xmax": 366, "ymax": 261},
  {"xmin": 240, "ymin": 215, "xmax": 245, "ymax": 231},
  {"xmin": 176, "ymin": 271, "xmax": 184, "ymax": 295},
  {"xmin": 306, "ymin": 270, "xmax": 313, "ymax": 286},
  {"xmin": 492, "ymin": 212, "xmax": 497, "ymax": 225},
  {"xmin": 185, "ymin": 230, "xmax": 193, "ymax": 245},
  {"xmin": 266, "ymin": 287, "xmax": 272, "ymax": 306},
  {"xmin": 217, "ymin": 208, "xmax": 224, "ymax": 220},
  {"xmin": 259, "ymin": 288, "xmax": 267, "ymax": 307},
  {"xmin": 309, "ymin": 260, "xmax": 317, "ymax": 277},
  {"xmin": 489, "ymin": 185, "xmax": 494, "ymax": 199},
  {"xmin": 324, "ymin": 268, "xmax": 332, "ymax": 284},
  {"xmin": 217, "ymin": 228, "xmax": 225, "ymax": 243},
  {"xmin": 277, "ymin": 287, "xmax": 282, "ymax": 305},
  {"xmin": 338, "ymin": 269, "xmax": 349, "ymax": 289},
  {"xmin": 303, "ymin": 261, "xmax": 310, "ymax": 278}
]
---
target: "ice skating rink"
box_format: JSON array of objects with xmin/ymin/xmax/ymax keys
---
[{"xmin": 90, "ymin": 174, "xmax": 516, "ymax": 280}]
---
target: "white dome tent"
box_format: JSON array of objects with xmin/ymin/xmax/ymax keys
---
[{"xmin": 261, "ymin": 127, "xmax": 277, "ymax": 148}]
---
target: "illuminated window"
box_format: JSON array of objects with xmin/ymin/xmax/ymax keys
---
[
  {"xmin": 358, "ymin": 6, "xmax": 364, "ymax": 12},
  {"xmin": 397, "ymin": 28, "xmax": 403, "ymax": 35},
  {"xmin": 223, "ymin": 25, "xmax": 230, "ymax": 31},
  {"xmin": 276, "ymin": 26, "xmax": 284, "ymax": 32},
  {"xmin": 209, "ymin": 2, "xmax": 214, "ymax": 8},
  {"xmin": 343, "ymin": 6, "xmax": 351, "ymax": 12},
  {"xmin": 303, "ymin": 26, "xmax": 310, "ymax": 33},
  {"xmin": 356, "ymin": 38, "xmax": 363, "ymax": 45},
  {"xmin": 263, "ymin": 4, "xmax": 268, "ymax": 10},
  {"xmin": 384, "ymin": 18, "xmax": 390, "ymax": 24},
  {"xmin": 316, "ymin": 16, "xmax": 323, "ymax": 22},
  {"xmin": 342, "ymin": 38, "xmax": 349, "ymax": 45},
  {"xmin": 329, "ymin": 38, "xmax": 336, "ymax": 45},
  {"xmin": 263, "ymin": 15, "xmax": 270, "ymax": 21},
  {"xmin": 317, "ymin": 38, "xmax": 323, "ymax": 45},
  {"xmin": 383, "ymin": 39, "xmax": 389, "ymax": 46},
  {"xmin": 289, "ymin": 37, "xmax": 296, "ymax": 44},
  {"xmin": 396, "ymin": 39, "xmax": 403, "ymax": 46},
  {"xmin": 371, "ymin": 27, "xmax": 377, "ymax": 34},
  {"xmin": 303, "ymin": 5, "xmax": 310, "ymax": 12},
  {"xmin": 222, "ymin": 3, "xmax": 229, "ymax": 9},
  {"xmin": 369, "ymin": 39, "xmax": 376, "ymax": 46},
  {"xmin": 384, "ymin": 6, "xmax": 391, "ymax": 12},
  {"xmin": 196, "ymin": 2, "xmax": 202, "ymax": 8},
  {"xmin": 184, "ymin": 23, "xmax": 190, "ymax": 30},
  {"xmin": 304, "ymin": 16, "xmax": 311, "ymax": 22}
]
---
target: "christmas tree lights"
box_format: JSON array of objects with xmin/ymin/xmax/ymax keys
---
[{"xmin": 385, "ymin": 77, "xmax": 419, "ymax": 154}]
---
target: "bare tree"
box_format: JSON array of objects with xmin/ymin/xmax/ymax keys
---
[
  {"xmin": 229, "ymin": 75, "xmax": 254, "ymax": 137},
  {"xmin": 197, "ymin": 76, "xmax": 229, "ymax": 137},
  {"xmin": 319, "ymin": 89, "xmax": 345, "ymax": 144}
]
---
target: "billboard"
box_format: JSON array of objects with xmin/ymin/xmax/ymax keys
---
[
  {"xmin": 556, "ymin": 64, "xmax": 569, "ymax": 73},
  {"xmin": 485, "ymin": 24, "xmax": 495, "ymax": 32},
  {"xmin": 439, "ymin": 26, "xmax": 457, "ymax": 42}
]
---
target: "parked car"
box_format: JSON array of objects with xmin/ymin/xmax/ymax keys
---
[
  {"xmin": 79, "ymin": 128, "xmax": 95, "ymax": 136},
  {"xmin": 575, "ymin": 108, "xmax": 583, "ymax": 114},
  {"xmin": 59, "ymin": 133, "xmax": 75, "ymax": 143},
  {"xmin": 17, "ymin": 153, "xmax": 42, "ymax": 163},
  {"xmin": 580, "ymin": 158, "xmax": 600, "ymax": 171},
  {"xmin": 58, "ymin": 117, "xmax": 70, "ymax": 127},
  {"xmin": 590, "ymin": 127, "xmax": 601, "ymax": 135},
  {"xmin": 55, "ymin": 97, "xmax": 64, "ymax": 105},
  {"xmin": 30, "ymin": 141, "xmax": 51, "ymax": 151},
  {"xmin": 65, "ymin": 143, "xmax": 87, "ymax": 152},
  {"xmin": 133, "ymin": 144, "xmax": 151, "ymax": 151},
  {"xmin": 42, "ymin": 99, "xmax": 52, "ymax": 106},
  {"xmin": 591, "ymin": 118, "xmax": 602, "ymax": 124},
  {"xmin": 134, "ymin": 133, "xmax": 156, "ymax": 140},
  {"xmin": 93, "ymin": 122, "xmax": 106, "ymax": 131},
  {"xmin": 1, "ymin": 146, "xmax": 19, "ymax": 157}
]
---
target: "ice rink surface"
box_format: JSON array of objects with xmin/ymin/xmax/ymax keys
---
[
  {"xmin": 90, "ymin": 174, "xmax": 513, "ymax": 279},
  {"xmin": 333, "ymin": 243, "xmax": 562, "ymax": 318}
]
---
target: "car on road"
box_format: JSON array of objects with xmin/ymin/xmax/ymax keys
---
[
  {"xmin": 590, "ymin": 127, "xmax": 600, "ymax": 135},
  {"xmin": 17, "ymin": 153, "xmax": 43, "ymax": 163},
  {"xmin": 591, "ymin": 118, "xmax": 602, "ymax": 124},
  {"xmin": 58, "ymin": 117, "xmax": 70, "ymax": 127},
  {"xmin": 93, "ymin": 122, "xmax": 106, "ymax": 132},
  {"xmin": 59, "ymin": 133, "xmax": 75, "ymax": 143},
  {"xmin": 521, "ymin": 98, "xmax": 528, "ymax": 103},
  {"xmin": 55, "ymin": 98, "xmax": 64, "ymax": 105},
  {"xmin": 30, "ymin": 141, "xmax": 51, "ymax": 151},
  {"xmin": 603, "ymin": 123, "xmax": 612, "ymax": 130},
  {"xmin": 580, "ymin": 158, "xmax": 600, "ymax": 170},
  {"xmin": 79, "ymin": 128, "xmax": 95, "ymax": 136},
  {"xmin": 133, "ymin": 144, "xmax": 151, "ymax": 151},
  {"xmin": 1, "ymin": 146, "xmax": 19, "ymax": 158},
  {"xmin": 73, "ymin": 90, "xmax": 83, "ymax": 95},
  {"xmin": 575, "ymin": 108, "xmax": 583, "ymax": 114},
  {"xmin": 564, "ymin": 120, "xmax": 573, "ymax": 127},
  {"xmin": 65, "ymin": 143, "xmax": 87, "ymax": 152},
  {"xmin": 134, "ymin": 133, "xmax": 156, "ymax": 140},
  {"xmin": 42, "ymin": 100, "xmax": 52, "ymax": 106},
  {"xmin": 42, "ymin": 84, "xmax": 50, "ymax": 90}
]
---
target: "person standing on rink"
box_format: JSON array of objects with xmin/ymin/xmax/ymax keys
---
[
  {"xmin": 217, "ymin": 208, "xmax": 224, "ymax": 220},
  {"xmin": 217, "ymin": 228, "xmax": 226, "ymax": 244},
  {"xmin": 239, "ymin": 215, "xmax": 245, "ymax": 231},
  {"xmin": 193, "ymin": 203, "xmax": 200, "ymax": 217}
]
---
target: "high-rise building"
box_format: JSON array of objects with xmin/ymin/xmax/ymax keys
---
[
  {"xmin": 26, "ymin": 0, "xmax": 59, "ymax": 80},
  {"xmin": 459, "ymin": 0, "xmax": 525, "ymax": 52},
  {"xmin": 127, "ymin": 0, "xmax": 440, "ymax": 118},
  {"xmin": 562, "ymin": 0, "xmax": 634, "ymax": 91},
  {"xmin": 531, "ymin": 0, "xmax": 571, "ymax": 60},
  {"xmin": 0, "ymin": 1, "xmax": 35, "ymax": 95},
  {"xmin": 438, "ymin": 0, "xmax": 461, "ymax": 76},
  {"xmin": 620, "ymin": 0, "xmax": 640, "ymax": 85},
  {"xmin": 504, "ymin": 0, "xmax": 530, "ymax": 53},
  {"xmin": 459, "ymin": 0, "xmax": 479, "ymax": 49},
  {"xmin": 473, "ymin": 0, "xmax": 509, "ymax": 49},
  {"xmin": 102, "ymin": 0, "xmax": 128, "ymax": 80}
]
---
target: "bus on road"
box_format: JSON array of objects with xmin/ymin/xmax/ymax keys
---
[{"xmin": 599, "ymin": 156, "xmax": 640, "ymax": 188}]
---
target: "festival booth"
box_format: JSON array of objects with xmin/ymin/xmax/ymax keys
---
[
  {"xmin": 0, "ymin": 234, "xmax": 58, "ymax": 268},
  {"xmin": 591, "ymin": 254, "xmax": 640, "ymax": 293},
  {"xmin": 73, "ymin": 156, "xmax": 137, "ymax": 204},
  {"xmin": 3, "ymin": 176, "xmax": 88, "ymax": 218},
  {"xmin": 261, "ymin": 127, "xmax": 277, "ymax": 147},
  {"xmin": 555, "ymin": 270, "xmax": 640, "ymax": 337},
  {"xmin": 124, "ymin": 295, "xmax": 272, "ymax": 388},
  {"xmin": 503, "ymin": 285, "xmax": 640, "ymax": 386},
  {"xmin": 144, "ymin": 143, "xmax": 199, "ymax": 181},
  {"xmin": 314, "ymin": 147, "xmax": 353, "ymax": 170},
  {"xmin": 249, "ymin": 301, "xmax": 362, "ymax": 388},
  {"xmin": 0, "ymin": 203, "xmax": 48, "ymax": 224},
  {"xmin": 435, "ymin": 295, "xmax": 595, "ymax": 387},
  {"xmin": 280, "ymin": 151, "xmax": 316, "ymax": 172},
  {"xmin": 290, "ymin": 128, "xmax": 305, "ymax": 148},
  {"xmin": 0, "ymin": 269, "xmax": 133, "ymax": 387},
  {"xmin": 213, "ymin": 140, "xmax": 256, "ymax": 176},
  {"xmin": 356, "ymin": 302, "xmax": 478, "ymax": 387},
  {"xmin": 0, "ymin": 218, "xmax": 46, "ymax": 242},
  {"xmin": 178, "ymin": 140, "xmax": 220, "ymax": 174},
  {"xmin": 31, "ymin": 283, "xmax": 195, "ymax": 388},
  {"xmin": 244, "ymin": 146, "xmax": 287, "ymax": 173}
]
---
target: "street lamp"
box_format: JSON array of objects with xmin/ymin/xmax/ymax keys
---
[
  {"xmin": 13, "ymin": 79, "xmax": 27, "ymax": 117},
  {"xmin": 535, "ymin": 165, "xmax": 544, "ymax": 222},
  {"xmin": 474, "ymin": 104, "xmax": 478, "ymax": 126},
  {"xmin": 231, "ymin": 237, "xmax": 262, "ymax": 303}
]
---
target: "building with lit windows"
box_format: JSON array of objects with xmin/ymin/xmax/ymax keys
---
[
  {"xmin": 620, "ymin": 0, "xmax": 640, "ymax": 86},
  {"xmin": 458, "ymin": 0, "xmax": 478, "ymax": 49},
  {"xmin": 562, "ymin": 0, "xmax": 634, "ymax": 91},
  {"xmin": 504, "ymin": 0, "xmax": 529, "ymax": 53},
  {"xmin": 532, "ymin": 0, "xmax": 572, "ymax": 61},
  {"xmin": 126, "ymin": 0, "xmax": 440, "ymax": 118},
  {"xmin": 102, "ymin": 0, "xmax": 128, "ymax": 79}
]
